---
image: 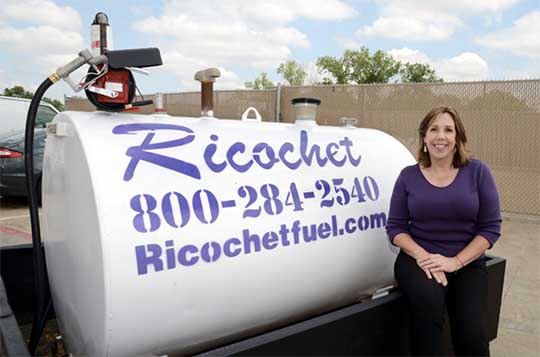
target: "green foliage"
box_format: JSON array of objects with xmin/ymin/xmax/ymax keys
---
[
  {"xmin": 3, "ymin": 85, "xmax": 64, "ymax": 111},
  {"xmin": 316, "ymin": 48, "xmax": 443, "ymax": 85},
  {"xmin": 3, "ymin": 85, "xmax": 33, "ymax": 99},
  {"xmin": 245, "ymin": 72, "xmax": 275, "ymax": 89},
  {"xmin": 277, "ymin": 60, "xmax": 307, "ymax": 85},
  {"xmin": 43, "ymin": 97, "xmax": 65, "ymax": 111},
  {"xmin": 316, "ymin": 48, "xmax": 401, "ymax": 85},
  {"xmin": 315, "ymin": 55, "xmax": 351, "ymax": 84},
  {"xmin": 400, "ymin": 63, "xmax": 443, "ymax": 83}
]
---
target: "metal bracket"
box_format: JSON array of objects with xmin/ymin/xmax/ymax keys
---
[
  {"xmin": 126, "ymin": 67, "xmax": 149, "ymax": 75},
  {"xmin": 46, "ymin": 122, "xmax": 69, "ymax": 137},
  {"xmin": 87, "ymin": 85, "xmax": 119, "ymax": 98},
  {"xmin": 371, "ymin": 285, "xmax": 394, "ymax": 300}
]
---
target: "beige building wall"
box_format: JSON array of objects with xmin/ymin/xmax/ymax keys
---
[{"xmin": 65, "ymin": 80, "xmax": 540, "ymax": 215}]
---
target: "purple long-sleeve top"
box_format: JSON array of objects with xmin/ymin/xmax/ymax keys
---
[{"xmin": 386, "ymin": 159, "xmax": 502, "ymax": 257}]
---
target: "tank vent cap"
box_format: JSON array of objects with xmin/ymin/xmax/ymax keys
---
[
  {"xmin": 340, "ymin": 117, "xmax": 358, "ymax": 128},
  {"xmin": 154, "ymin": 93, "xmax": 167, "ymax": 114},
  {"xmin": 292, "ymin": 97, "xmax": 321, "ymax": 122}
]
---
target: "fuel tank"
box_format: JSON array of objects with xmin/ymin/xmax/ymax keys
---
[{"xmin": 43, "ymin": 110, "xmax": 415, "ymax": 356}]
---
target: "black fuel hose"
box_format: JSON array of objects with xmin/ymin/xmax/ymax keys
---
[{"xmin": 25, "ymin": 77, "xmax": 54, "ymax": 355}]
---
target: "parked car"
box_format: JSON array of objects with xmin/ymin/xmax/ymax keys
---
[
  {"xmin": 0, "ymin": 95, "xmax": 30, "ymax": 138},
  {"xmin": 0, "ymin": 96, "xmax": 59, "ymax": 202}
]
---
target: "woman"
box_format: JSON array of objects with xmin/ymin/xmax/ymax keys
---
[{"xmin": 386, "ymin": 107, "xmax": 501, "ymax": 356}]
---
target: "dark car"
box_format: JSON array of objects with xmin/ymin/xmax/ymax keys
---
[
  {"xmin": 0, "ymin": 99, "xmax": 58, "ymax": 203},
  {"xmin": 0, "ymin": 129, "xmax": 47, "ymax": 203}
]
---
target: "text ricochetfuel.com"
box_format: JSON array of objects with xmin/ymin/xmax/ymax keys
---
[{"xmin": 134, "ymin": 211, "xmax": 387, "ymax": 275}]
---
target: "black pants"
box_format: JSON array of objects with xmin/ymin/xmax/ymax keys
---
[{"xmin": 395, "ymin": 251, "xmax": 490, "ymax": 356}]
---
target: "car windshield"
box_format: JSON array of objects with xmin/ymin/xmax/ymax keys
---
[{"xmin": 35, "ymin": 105, "xmax": 57, "ymax": 128}]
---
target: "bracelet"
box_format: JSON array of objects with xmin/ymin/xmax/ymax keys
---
[{"xmin": 455, "ymin": 256, "xmax": 464, "ymax": 269}]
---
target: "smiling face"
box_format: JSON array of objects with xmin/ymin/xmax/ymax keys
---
[{"xmin": 424, "ymin": 112, "xmax": 456, "ymax": 164}]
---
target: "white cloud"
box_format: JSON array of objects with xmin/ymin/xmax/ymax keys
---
[
  {"xmin": 358, "ymin": 0, "xmax": 520, "ymax": 41},
  {"xmin": 0, "ymin": 1, "xmax": 84, "ymax": 67},
  {"xmin": 388, "ymin": 48, "xmax": 430, "ymax": 64},
  {"xmin": 135, "ymin": 0, "xmax": 357, "ymax": 90},
  {"xmin": 390, "ymin": 48, "xmax": 489, "ymax": 81},
  {"xmin": 502, "ymin": 69, "xmax": 539, "ymax": 80},
  {"xmin": 129, "ymin": 5, "xmax": 152, "ymax": 17},
  {"xmin": 154, "ymin": 51, "xmax": 245, "ymax": 91},
  {"xmin": 0, "ymin": 0, "xmax": 85, "ymax": 99},
  {"xmin": 160, "ymin": 0, "xmax": 357, "ymax": 26},
  {"xmin": 304, "ymin": 61, "xmax": 325, "ymax": 85},
  {"xmin": 0, "ymin": 0, "xmax": 82, "ymax": 31},
  {"xmin": 286, "ymin": 0, "xmax": 358, "ymax": 21},
  {"xmin": 214, "ymin": 67, "xmax": 245, "ymax": 89},
  {"xmin": 437, "ymin": 53, "xmax": 489, "ymax": 81},
  {"xmin": 359, "ymin": 15, "xmax": 460, "ymax": 41},
  {"xmin": 476, "ymin": 11, "xmax": 540, "ymax": 59},
  {"xmin": 0, "ymin": 69, "xmax": 17, "ymax": 90},
  {"xmin": 136, "ymin": 16, "xmax": 297, "ymax": 82},
  {"xmin": 177, "ymin": 67, "xmax": 244, "ymax": 91},
  {"xmin": 336, "ymin": 37, "xmax": 363, "ymax": 50},
  {"xmin": 0, "ymin": 25, "xmax": 84, "ymax": 56}
]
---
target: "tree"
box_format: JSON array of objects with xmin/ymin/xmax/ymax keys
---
[
  {"xmin": 43, "ymin": 97, "xmax": 65, "ymax": 111},
  {"xmin": 245, "ymin": 72, "xmax": 275, "ymax": 89},
  {"xmin": 316, "ymin": 48, "xmax": 401, "ymax": 85},
  {"xmin": 3, "ymin": 85, "xmax": 33, "ymax": 99},
  {"xmin": 277, "ymin": 60, "xmax": 307, "ymax": 85},
  {"xmin": 3, "ymin": 85, "xmax": 64, "ymax": 111},
  {"xmin": 315, "ymin": 55, "xmax": 351, "ymax": 84},
  {"xmin": 400, "ymin": 63, "xmax": 443, "ymax": 83}
]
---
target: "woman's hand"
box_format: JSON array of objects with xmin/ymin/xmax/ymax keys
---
[
  {"xmin": 419, "ymin": 254, "xmax": 461, "ymax": 273},
  {"xmin": 431, "ymin": 271, "xmax": 448, "ymax": 286},
  {"xmin": 414, "ymin": 252, "xmax": 434, "ymax": 280},
  {"xmin": 393, "ymin": 234, "xmax": 451, "ymax": 286},
  {"xmin": 415, "ymin": 254, "xmax": 449, "ymax": 285}
]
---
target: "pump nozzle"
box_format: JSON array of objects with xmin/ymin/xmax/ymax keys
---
[{"xmin": 55, "ymin": 50, "xmax": 108, "ymax": 91}]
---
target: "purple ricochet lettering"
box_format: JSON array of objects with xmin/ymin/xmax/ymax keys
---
[{"xmin": 113, "ymin": 123, "xmax": 362, "ymax": 181}]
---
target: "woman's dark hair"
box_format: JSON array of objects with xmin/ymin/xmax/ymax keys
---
[{"xmin": 417, "ymin": 106, "xmax": 471, "ymax": 168}]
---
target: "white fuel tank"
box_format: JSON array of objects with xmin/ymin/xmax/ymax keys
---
[{"xmin": 43, "ymin": 111, "xmax": 414, "ymax": 356}]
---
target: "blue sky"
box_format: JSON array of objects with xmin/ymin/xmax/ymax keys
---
[{"xmin": 0, "ymin": 0, "xmax": 539, "ymax": 101}]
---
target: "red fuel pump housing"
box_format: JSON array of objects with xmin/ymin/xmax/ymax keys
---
[{"xmin": 94, "ymin": 69, "xmax": 131, "ymax": 104}]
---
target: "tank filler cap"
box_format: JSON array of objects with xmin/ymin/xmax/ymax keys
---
[{"xmin": 194, "ymin": 68, "xmax": 221, "ymax": 82}]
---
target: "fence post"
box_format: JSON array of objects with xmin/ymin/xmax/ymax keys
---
[
  {"xmin": 362, "ymin": 85, "xmax": 366, "ymax": 124},
  {"xmin": 275, "ymin": 83, "xmax": 281, "ymax": 122}
]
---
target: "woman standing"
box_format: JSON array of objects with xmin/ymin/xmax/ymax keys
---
[{"xmin": 386, "ymin": 107, "xmax": 502, "ymax": 356}]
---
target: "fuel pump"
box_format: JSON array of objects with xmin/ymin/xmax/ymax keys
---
[
  {"xmin": 24, "ymin": 12, "xmax": 162, "ymax": 354},
  {"xmin": 60, "ymin": 13, "xmax": 162, "ymax": 112}
]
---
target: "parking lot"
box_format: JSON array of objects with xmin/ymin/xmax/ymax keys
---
[
  {"xmin": 0, "ymin": 196, "xmax": 36, "ymax": 247},
  {"xmin": 0, "ymin": 195, "xmax": 538, "ymax": 355}
]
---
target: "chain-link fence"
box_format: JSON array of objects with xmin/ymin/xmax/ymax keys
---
[{"xmin": 66, "ymin": 80, "xmax": 540, "ymax": 215}]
